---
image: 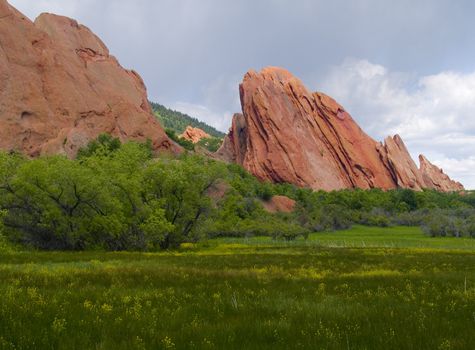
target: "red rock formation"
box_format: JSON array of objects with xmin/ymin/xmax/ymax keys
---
[
  {"xmin": 217, "ymin": 67, "xmax": 464, "ymax": 192},
  {"xmin": 419, "ymin": 155, "xmax": 464, "ymax": 192},
  {"xmin": 0, "ymin": 0, "xmax": 179, "ymax": 157},
  {"xmin": 378, "ymin": 135, "xmax": 426, "ymax": 191},
  {"xmin": 179, "ymin": 126, "xmax": 211, "ymax": 143},
  {"xmin": 262, "ymin": 195, "xmax": 296, "ymax": 214},
  {"xmin": 215, "ymin": 113, "xmax": 247, "ymax": 164}
]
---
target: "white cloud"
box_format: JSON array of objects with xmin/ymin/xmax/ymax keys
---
[
  {"xmin": 319, "ymin": 59, "xmax": 475, "ymax": 189},
  {"xmin": 165, "ymin": 74, "xmax": 242, "ymax": 134},
  {"xmin": 431, "ymin": 157, "xmax": 475, "ymax": 190}
]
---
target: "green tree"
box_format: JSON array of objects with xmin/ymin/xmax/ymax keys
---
[
  {"xmin": 142, "ymin": 155, "xmax": 226, "ymax": 248},
  {"xmin": 197, "ymin": 137, "xmax": 223, "ymax": 152},
  {"xmin": 77, "ymin": 133, "xmax": 122, "ymax": 159},
  {"xmin": 0, "ymin": 156, "xmax": 122, "ymax": 249}
]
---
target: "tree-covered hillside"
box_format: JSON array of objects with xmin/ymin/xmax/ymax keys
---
[{"xmin": 150, "ymin": 101, "xmax": 225, "ymax": 138}]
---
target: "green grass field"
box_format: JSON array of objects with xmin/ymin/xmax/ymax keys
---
[
  {"xmin": 214, "ymin": 225, "xmax": 475, "ymax": 250},
  {"xmin": 1, "ymin": 226, "xmax": 475, "ymax": 349}
]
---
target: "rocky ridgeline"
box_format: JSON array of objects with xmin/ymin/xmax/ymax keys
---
[
  {"xmin": 0, "ymin": 0, "xmax": 179, "ymax": 157},
  {"xmin": 0, "ymin": 0, "xmax": 463, "ymax": 192},
  {"xmin": 216, "ymin": 67, "xmax": 464, "ymax": 192}
]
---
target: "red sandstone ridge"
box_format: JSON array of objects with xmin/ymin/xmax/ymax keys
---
[
  {"xmin": 216, "ymin": 67, "xmax": 464, "ymax": 192},
  {"xmin": 179, "ymin": 126, "xmax": 211, "ymax": 143},
  {"xmin": 419, "ymin": 155, "xmax": 464, "ymax": 192},
  {"xmin": 0, "ymin": 0, "xmax": 179, "ymax": 157}
]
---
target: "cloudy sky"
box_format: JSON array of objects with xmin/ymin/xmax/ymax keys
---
[{"xmin": 10, "ymin": 0, "xmax": 475, "ymax": 188}]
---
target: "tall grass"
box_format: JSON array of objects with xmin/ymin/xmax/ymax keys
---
[{"xmin": 0, "ymin": 227, "xmax": 474, "ymax": 349}]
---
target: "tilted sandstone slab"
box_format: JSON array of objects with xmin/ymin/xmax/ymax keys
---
[
  {"xmin": 378, "ymin": 135, "xmax": 426, "ymax": 191},
  {"xmin": 0, "ymin": 0, "xmax": 179, "ymax": 157},
  {"xmin": 217, "ymin": 67, "xmax": 464, "ymax": 192},
  {"xmin": 216, "ymin": 113, "xmax": 248, "ymax": 164},
  {"xmin": 179, "ymin": 126, "xmax": 211, "ymax": 143},
  {"xmin": 419, "ymin": 155, "xmax": 464, "ymax": 192}
]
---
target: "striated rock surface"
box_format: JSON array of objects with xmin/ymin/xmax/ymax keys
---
[
  {"xmin": 378, "ymin": 135, "xmax": 426, "ymax": 191},
  {"xmin": 179, "ymin": 126, "xmax": 211, "ymax": 143},
  {"xmin": 419, "ymin": 155, "xmax": 464, "ymax": 192},
  {"xmin": 215, "ymin": 113, "xmax": 247, "ymax": 164},
  {"xmin": 0, "ymin": 0, "xmax": 179, "ymax": 157},
  {"xmin": 217, "ymin": 67, "xmax": 463, "ymax": 192}
]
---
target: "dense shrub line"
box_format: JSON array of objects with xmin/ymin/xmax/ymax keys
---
[
  {"xmin": 0, "ymin": 135, "xmax": 473, "ymax": 250},
  {"xmin": 272, "ymin": 184, "xmax": 475, "ymax": 237},
  {"xmin": 0, "ymin": 136, "xmax": 307, "ymax": 250}
]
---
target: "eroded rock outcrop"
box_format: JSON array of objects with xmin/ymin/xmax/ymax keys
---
[
  {"xmin": 262, "ymin": 195, "xmax": 296, "ymax": 214},
  {"xmin": 179, "ymin": 126, "xmax": 211, "ymax": 143},
  {"xmin": 217, "ymin": 67, "xmax": 463, "ymax": 192},
  {"xmin": 215, "ymin": 113, "xmax": 248, "ymax": 164},
  {"xmin": 419, "ymin": 155, "xmax": 464, "ymax": 192},
  {"xmin": 378, "ymin": 135, "xmax": 426, "ymax": 191},
  {"xmin": 0, "ymin": 0, "xmax": 179, "ymax": 157}
]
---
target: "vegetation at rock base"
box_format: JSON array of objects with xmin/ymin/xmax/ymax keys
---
[
  {"xmin": 0, "ymin": 229, "xmax": 475, "ymax": 349},
  {"xmin": 197, "ymin": 136, "xmax": 223, "ymax": 152},
  {"xmin": 163, "ymin": 128, "xmax": 223, "ymax": 153},
  {"xmin": 76, "ymin": 133, "xmax": 123, "ymax": 159},
  {"xmin": 0, "ymin": 136, "xmax": 306, "ymax": 250},
  {"xmin": 0, "ymin": 135, "xmax": 475, "ymax": 251},
  {"xmin": 152, "ymin": 101, "xmax": 225, "ymax": 152},
  {"xmin": 164, "ymin": 128, "xmax": 196, "ymax": 151},
  {"xmin": 150, "ymin": 101, "xmax": 225, "ymax": 138}
]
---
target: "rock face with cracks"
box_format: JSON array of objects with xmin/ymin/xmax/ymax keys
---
[
  {"xmin": 217, "ymin": 67, "xmax": 464, "ymax": 192},
  {"xmin": 0, "ymin": 0, "xmax": 179, "ymax": 157}
]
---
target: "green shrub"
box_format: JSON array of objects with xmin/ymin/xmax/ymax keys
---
[
  {"xmin": 165, "ymin": 129, "xmax": 195, "ymax": 151},
  {"xmin": 197, "ymin": 137, "xmax": 223, "ymax": 152},
  {"xmin": 0, "ymin": 209, "xmax": 13, "ymax": 252},
  {"xmin": 298, "ymin": 204, "xmax": 353, "ymax": 232},
  {"xmin": 77, "ymin": 133, "xmax": 122, "ymax": 159},
  {"xmin": 359, "ymin": 208, "xmax": 391, "ymax": 227}
]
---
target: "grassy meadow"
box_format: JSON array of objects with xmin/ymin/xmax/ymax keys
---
[{"xmin": 1, "ymin": 226, "xmax": 475, "ymax": 349}]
